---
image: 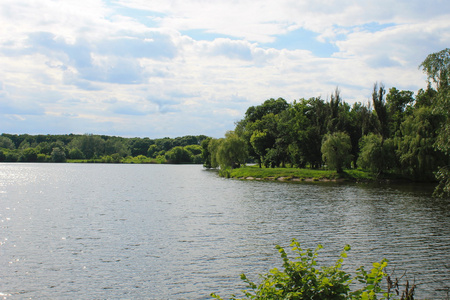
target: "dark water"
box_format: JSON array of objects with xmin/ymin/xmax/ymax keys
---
[{"xmin": 0, "ymin": 163, "xmax": 449, "ymax": 299}]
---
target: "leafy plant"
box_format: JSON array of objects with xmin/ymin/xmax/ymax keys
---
[
  {"xmin": 352, "ymin": 260, "xmax": 390, "ymax": 300},
  {"xmin": 212, "ymin": 239, "xmax": 413, "ymax": 300}
]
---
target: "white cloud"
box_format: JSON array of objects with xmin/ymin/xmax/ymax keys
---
[{"xmin": 0, "ymin": 0, "xmax": 449, "ymax": 137}]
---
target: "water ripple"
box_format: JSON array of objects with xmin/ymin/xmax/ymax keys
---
[{"xmin": 0, "ymin": 164, "xmax": 449, "ymax": 299}]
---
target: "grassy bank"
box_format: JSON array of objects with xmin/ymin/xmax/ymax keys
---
[
  {"xmin": 229, "ymin": 165, "xmax": 379, "ymax": 182},
  {"xmin": 67, "ymin": 156, "xmax": 166, "ymax": 164}
]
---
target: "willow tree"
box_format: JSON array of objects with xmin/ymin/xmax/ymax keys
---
[
  {"xmin": 215, "ymin": 131, "xmax": 248, "ymax": 170},
  {"xmin": 397, "ymin": 106, "xmax": 445, "ymax": 180},
  {"xmin": 321, "ymin": 132, "xmax": 352, "ymax": 173},
  {"xmin": 217, "ymin": 132, "xmax": 246, "ymax": 169},
  {"xmin": 358, "ymin": 133, "xmax": 396, "ymax": 176}
]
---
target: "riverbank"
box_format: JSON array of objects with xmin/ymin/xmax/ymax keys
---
[
  {"xmin": 228, "ymin": 165, "xmax": 402, "ymax": 183},
  {"xmin": 66, "ymin": 157, "xmax": 165, "ymax": 164}
]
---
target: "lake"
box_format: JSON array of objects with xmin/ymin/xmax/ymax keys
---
[{"xmin": 0, "ymin": 163, "xmax": 449, "ymax": 299}]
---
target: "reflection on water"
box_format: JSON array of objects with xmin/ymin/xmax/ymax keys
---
[{"xmin": 0, "ymin": 163, "xmax": 449, "ymax": 299}]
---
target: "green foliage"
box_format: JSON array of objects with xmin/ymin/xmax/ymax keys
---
[
  {"xmin": 155, "ymin": 137, "xmax": 173, "ymax": 151},
  {"xmin": 244, "ymin": 98, "xmax": 289, "ymax": 123},
  {"xmin": 419, "ymin": 48, "xmax": 450, "ymax": 89},
  {"xmin": 18, "ymin": 140, "xmax": 32, "ymax": 150},
  {"xmin": 219, "ymin": 167, "xmax": 232, "ymax": 178},
  {"xmin": 216, "ymin": 131, "xmax": 248, "ymax": 169},
  {"xmin": 386, "ymin": 87, "xmax": 414, "ymax": 137},
  {"xmin": 69, "ymin": 134, "xmax": 105, "ymax": 159},
  {"xmin": 212, "ymin": 240, "xmax": 401, "ymax": 300},
  {"xmin": 165, "ymin": 146, "xmax": 191, "ymax": 164},
  {"xmin": 68, "ymin": 147, "xmax": 85, "ymax": 159},
  {"xmin": 420, "ymin": 48, "xmax": 450, "ymax": 196},
  {"xmin": 212, "ymin": 49, "xmax": 449, "ymax": 194},
  {"xmin": 0, "ymin": 133, "xmax": 206, "ymax": 165},
  {"xmin": 161, "ymin": 145, "xmax": 203, "ymax": 164},
  {"xmin": 250, "ymin": 130, "xmax": 270, "ymax": 167},
  {"xmin": 130, "ymin": 138, "xmax": 153, "ymax": 156},
  {"xmin": 352, "ymin": 260, "xmax": 390, "ymax": 300},
  {"xmin": 206, "ymin": 132, "xmax": 248, "ymax": 171},
  {"xmin": 110, "ymin": 153, "xmax": 122, "ymax": 163},
  {"xmin": 321, "ymin": 132, "xmax": 352, "ymax": 173},
  {"xmin": 5, "ymin": 151, "xmax": 19, "ymax": 162},
  {"xmin": 201, "ymin": 137, "xmax": 213, "ymax": 168},
  {"xmin": 36, "ymin": 153, "xmax": 48, "ymax": 162},
  {"xmin": 358, "ymin": 134, "xmax": 396, "ymax": 175},
  {"xmin": 372, "ymin": 83, "xmax": 389, "ymax": 139},
  {"xmin": 184, "ymin": 144, "xmax": 202, "ymax": 156},
  {"xmin": 397, "ymin": 106, "xmax": 445, "ymax": 180},
  {"xmin": 19, "ymin": 148, "xmax": 38, "ymax": 162},
  {"xmin": 104, "ymin": 138, "xmax": 130, "ymax": 157},
  {"xmin": 147, "ymin": 144, "xmax": 159, "ymax": 158},
  {"xmin": 208, "ymin": 138, "xmax": 222, "ymax": 169},
  {"xmin": 0, "ymin": 136, "xmax": 15, "ymax": 150},
  {"xmin": 433, "ymin": 166, "xmax": 450, "ymax": 197},
  {"xmin": 51, "ymin": 147, "xmax": 66, "ymax": 162},
  {"xmin": 184, "ymin": 144, "xmax": 203, "ymax": 163},
  {"xmin": 121, "ymin": 155, "xmax": 163, "ymax": 164}
]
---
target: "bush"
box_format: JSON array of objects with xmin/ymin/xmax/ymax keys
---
[{"xmin": 212, "ymin": 239, "xmax": 414, "ymax": 300}]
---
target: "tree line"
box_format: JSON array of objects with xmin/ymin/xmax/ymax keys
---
[
  {"xmin": 0, "ymin": 133, "xmax": 208, "ymax": 164},
  {"xmin": 203, "ymin": 48, "xmax": 450, "ymax": 197}
]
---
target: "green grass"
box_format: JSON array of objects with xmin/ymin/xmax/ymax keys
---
[
  {"xmin": 229, "ymin": 165, "xmax": 376, "ymax": 182},
  {"xmin": 67, "ymin": 156, "xmax": 166, "ymax": 164},
  {"xmin": 122, "ymin": 156, "xmax": 165, "ymax": 164}
]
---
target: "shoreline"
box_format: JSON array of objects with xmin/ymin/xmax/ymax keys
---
[
  {"xmin": 227, "ymin": 166, "xmax": 432, "ymax": 185},
  {"xmin": 237, "ymin": 176, "xmax": 347, "ymax": 182}
]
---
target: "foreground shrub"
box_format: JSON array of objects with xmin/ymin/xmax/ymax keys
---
[{"xmin": 212, "ymin": 239, "xmax": 415, "ymax": 300}]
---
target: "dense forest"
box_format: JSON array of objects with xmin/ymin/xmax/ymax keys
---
[
  {"xmin": 0, "ymin": 133, "xmax": 208, "ymax": 164},
  {"xmin": 203, "ymin": 48, "xmax": 450, "ymax": 197}
]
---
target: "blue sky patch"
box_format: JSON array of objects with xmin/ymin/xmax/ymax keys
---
[
  {"xmin": 266, "ymin": 28, "xmax": 338, "ymax": 57},
  {"xmin": 358, "ymin": 22, "xmax": 397, "ymax": 33},
  {"xmin": 110, "ymin": 4, "xmax": 165, "ymax": 28}
]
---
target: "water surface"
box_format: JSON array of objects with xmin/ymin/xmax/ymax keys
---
[{"xmin": 0, "ymin": 164, "xmax": 449, "ymax": 299}]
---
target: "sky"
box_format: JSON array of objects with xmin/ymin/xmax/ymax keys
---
[{"xmin": 0, "ymin": 0, "xmax": 449, "ymax": 138}]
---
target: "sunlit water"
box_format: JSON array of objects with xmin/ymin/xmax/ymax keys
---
[{"xmin": 0, "ymin": 163, "xmax": 449, "ymax": 299}]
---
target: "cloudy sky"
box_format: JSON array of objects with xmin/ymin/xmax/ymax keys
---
[{"xmin": 0, "ymin": 0, "xmax": 449, "ymax": 138}]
